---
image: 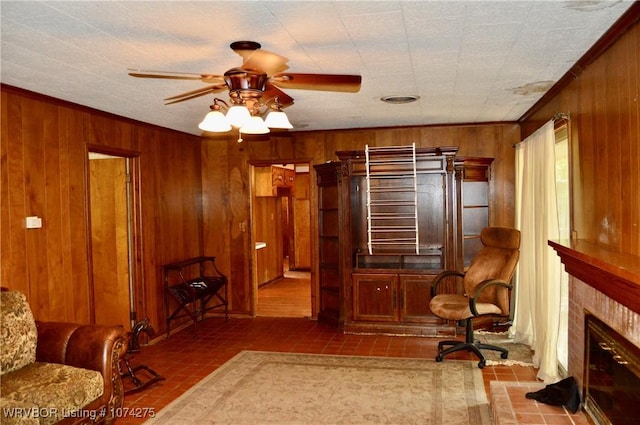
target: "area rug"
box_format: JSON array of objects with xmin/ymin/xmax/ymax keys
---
[
  {"xmin": 475, "ymin": 331, "xmax": 534, "ymax": 366},
  {"xmin": 144, "ymin": 351, "xmax": 491, "ymax": 425}
]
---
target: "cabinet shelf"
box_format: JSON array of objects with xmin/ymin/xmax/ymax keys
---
[
  {"xmin": 315, "ymin": 148, "xmax": 492, "ymax": 336},
  {"xmin": 356, "ymin": 252, "xmax": 443, "ymax": 270}
]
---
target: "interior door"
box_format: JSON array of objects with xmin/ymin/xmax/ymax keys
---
[
  {"xmin": 292, "ymin": 172, "xmax": 311, "ymax": 269},
  {"xmin": 88, "ymin": 153, "xmax": 133, "ymax": 330}
]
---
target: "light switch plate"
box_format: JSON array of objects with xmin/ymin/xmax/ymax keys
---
[{"xmin": 26, "ymin": 216, "xmax": 42, "ymax": 229}]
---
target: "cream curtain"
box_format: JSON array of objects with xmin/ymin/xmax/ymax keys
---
[{"xmin": 511, "ymin": 120, "xmax": 563, "ymax": 383}]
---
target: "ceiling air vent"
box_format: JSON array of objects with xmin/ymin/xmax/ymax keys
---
[{"xmin": 380, "ymin": 95, "xmax": 420, "ymax": 104}]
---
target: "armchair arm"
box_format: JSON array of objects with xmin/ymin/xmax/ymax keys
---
[
  {"xmin": 468, "ymin": 279, "xmax": 513, "ymax": 316},
  {"xmin": 36, "ymin": 322, "xmax": 128, "ymax": 420},
  {"xmin": 430, "ymin": 270, "xmax": 465, "ymax": 297}
]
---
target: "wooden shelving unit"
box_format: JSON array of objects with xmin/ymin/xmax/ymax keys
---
[
  {"xmin": 315, "ymin": 146, "xmax": 494, "ymax": 336},
  {"xmin": 314, "ymin": 162, "xmax": 343, "ymax": 326},
  {"xmin": 455, "ymin": 158, "xmax": 493, "ymax": 269}
]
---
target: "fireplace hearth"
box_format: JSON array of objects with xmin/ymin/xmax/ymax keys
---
[{"xmin": 584, "ymin": 313, "xmax": 640, "ymax": 424}]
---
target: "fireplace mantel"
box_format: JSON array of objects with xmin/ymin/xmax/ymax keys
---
[{"xmin": 549, "ymin": 239, "xmax": 640, "ymax": 315}]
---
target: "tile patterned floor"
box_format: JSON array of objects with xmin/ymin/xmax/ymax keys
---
[
  {"xmin": 117, "ymin": 317, "xmax": 588, "ymax": 424},
  {"xmin": 490, "ymin": 382, "xmax": 590, "ymax": 425}
]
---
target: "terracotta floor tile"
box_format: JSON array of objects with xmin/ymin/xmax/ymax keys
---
[
  {"xmin": 495, "ymin": 372, "xmax": 521, "ymax": 382},
  {"xmin": 568, "ymin": 413, "xmax": 591, "ymax": 425},
  {"xmin": 510, "ymin": 400, "xmax": 538, "ymax": 413},
  {"xmin": 513, "ymin": 367, "xmax": 538, "ymax": 380},
  {"xmin": 507, "ymin": 386, "xmax": 534, "ymax": 398},
  {"xmin": 514, "ymin": 412, "xmax": 545, "ymax": 424},
  {"xmin": 119, "ymin": 317, "xmax": 590, "ymax": 425},
  {"xmin": 542, "ymin": 413, "xmax": 580, "ymax": 424},
  {"xmin": 536, "ymin": 403, "xmax": 568, "ymax": 414}
]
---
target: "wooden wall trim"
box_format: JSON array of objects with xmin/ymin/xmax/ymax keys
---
[
  {"xmin": 291, "ymin": 120, "xmax": 519, "ymax": 136},
  {"xmin": 520, "ymin": 2, "xmax": 640, "ymax": 122},
  {"xmin": 549, "ymin": 239, "xmax": 640, "ymax": 315},
  {"xmin": 87, "ymin": 144, "xmax": 141, "ymax": 158}
]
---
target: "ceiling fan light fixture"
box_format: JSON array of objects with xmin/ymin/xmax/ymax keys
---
[
  {"xmin": 129, "ymin": 41, "xmax": 362, "ymax": 133},
  {"xmin": 226, "ymin": 105, "xmax": 252, "ymax": 127},
  {"xmin": 240, "ymin": 116, "xmax": 270, "ymax": 134},
  {"xmin": 264, "ymin": 110, "xmax": 293, "ymax": 129},
  {"xmin": 198, "ymin": 110, "xmax": 232, "ymax": 132}
]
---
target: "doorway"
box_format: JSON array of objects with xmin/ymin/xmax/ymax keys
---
[
  {"xmin": 88, "ymin": 151, "xmax": 139, "ymax": 330},
  {"xmin": 251, "ymin": 163, "xmax": 312, "ymax": 318}
]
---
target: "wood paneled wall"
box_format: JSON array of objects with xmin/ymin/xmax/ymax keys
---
[
  {"xmin": 201, "ymin": 125, "xmax": 520, "ymax": 318},
  {"xmin": 1, "ymin": 86, "xmax": 203, "ymax": 332},
  {"xmin": 293, "ymin": 172, "xmax": 311, "ymax": 270},
  {"xmin": 253, "ymin": 196, "xmax": 283, "ymax": 286},
  {"xmin": 520, "ymin": 21, "xmax": 639, "ymax": 257},
  {"xmin": 2, "ymin": 93, "xmax": 519, "ymax": 333},
  {"xmin": 0, "ymin": 92, "xmax": 532, "ymax": 333}
]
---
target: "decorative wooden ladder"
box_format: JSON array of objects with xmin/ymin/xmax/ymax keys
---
[{"xmin": 365, "ymin": 144, "xmax": 419, "ymax": 254}]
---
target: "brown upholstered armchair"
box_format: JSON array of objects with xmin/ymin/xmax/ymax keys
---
[
  {"xmin": 429, "ymin": 227, "xmax": 521, "ymax": 368},
  {"xmin": 1, "ymin": 290, "xmax": 128, "ymax": 425}
]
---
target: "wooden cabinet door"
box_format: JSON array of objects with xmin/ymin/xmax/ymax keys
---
[
  {"xmin": 399, "ymin": 274, "xmax": 444, "ymax": 324},
  {"xmin": 352, "ymin": 274, "xmax": 398, "ymax": 322}
]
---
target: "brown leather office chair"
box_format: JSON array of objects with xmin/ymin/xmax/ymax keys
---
[{"xmin": 429, "ymin": 227, "xmax": 521, "ymax": 368}]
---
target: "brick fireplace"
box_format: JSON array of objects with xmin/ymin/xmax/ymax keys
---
[
  {"xmin": 549, "ymin": 240, "xmax": 640, "ymax": 423},
  {"xmin": 567, "ymin": 271, "xmax": 640, "ymax": 384}
]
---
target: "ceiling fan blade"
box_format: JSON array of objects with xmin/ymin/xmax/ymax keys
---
[
  {"xmin": 241, "ymin": 49, "xmax": 289, "ymax": 76},
  {"xmin": 164, "ymin": 91, "xmax": 215, "ymax": 105},
  {"xmin": 230, "ymin": 42, "xmax": 289, "ymax": 76},
  {"xmin": 163, "ymin": 85, "xmax": 227, "ymax": 105},
  {"xmin": 262, "ymin": 83, "xmax": 295, "ymax": 108},
  {"xmin": 271, "ymin": 73, "xmax": 362, "ymax": 93},
  {"xmin": 231, "ymin": 42, "xmax": 289, "ymax": 76},
  {"xmin": 128, "ymin": 68, "xmax": 225, "ymax": 84}
]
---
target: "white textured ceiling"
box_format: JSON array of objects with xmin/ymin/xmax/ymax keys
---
[{"xmin": 0, "ymin": 1, "xmax": 633, "ymax": 135}]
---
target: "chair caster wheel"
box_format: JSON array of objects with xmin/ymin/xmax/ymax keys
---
[
  {"xmin": 435, "ymin": 355, "xmax": 443, "ymax": 362},
  {"xmin": 478, "ymin": 360, "xmax": 486, "ymax": 369},
  {"xmin": 501, "ymin": 352, "xmax": 509, "ymax": 359}
]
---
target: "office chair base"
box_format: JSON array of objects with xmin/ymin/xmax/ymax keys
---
[{"xmin": 435, "ymin": 339, "xmax": 508, "ymax": 369}]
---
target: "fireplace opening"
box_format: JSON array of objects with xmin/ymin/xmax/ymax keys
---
[{"xmin": 584, "ymin": 313, "xmax": 640, "ymax": 424}]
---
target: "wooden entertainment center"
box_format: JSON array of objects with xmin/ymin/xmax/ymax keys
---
[{"xmin": 315, "ymin": 146, "xmax": 493, "ymax": 336}]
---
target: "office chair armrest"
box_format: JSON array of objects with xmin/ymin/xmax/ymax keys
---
[
  {"xmin": 468, "ymin": 279, "xmax": 513, "ymax": 316},
  {"xmin": 430, "ymin": 270, "xmax": 466, "ymax": 297}
]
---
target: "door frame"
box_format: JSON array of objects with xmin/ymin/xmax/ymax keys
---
[
  {"xmin": 249, "ymin": 159, "xmax": 314, "ymax": 318},
  {"xmin": 86, "ymin": 145, "xmax": 143, "ymax": 329}
]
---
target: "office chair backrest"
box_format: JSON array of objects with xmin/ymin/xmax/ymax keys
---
[{"xmin": 464, "ymin": 227, "xmax": 521, "ymax": 315}]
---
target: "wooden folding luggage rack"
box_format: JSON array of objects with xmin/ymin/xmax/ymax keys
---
[{"xmin": 162, "ymin": 256, "xmax": 228, "ymax": 337}]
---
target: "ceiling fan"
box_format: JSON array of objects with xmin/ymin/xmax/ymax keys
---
[{"xmin": 128, "ymin": 41, "xmax": 361, "ymax": 133}]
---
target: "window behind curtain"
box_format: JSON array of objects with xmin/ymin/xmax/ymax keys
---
[{"xmin": 555, "ymin": 124, "xmax": 570, "ymax": 372}]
